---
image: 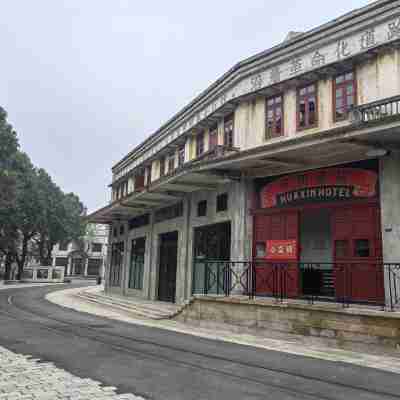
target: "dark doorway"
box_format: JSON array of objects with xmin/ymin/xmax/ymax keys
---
[{"xmin": 158, "ymin": 231, "xmax": 178, "ymax": 302}]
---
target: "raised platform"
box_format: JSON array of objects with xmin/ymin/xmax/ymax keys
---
[{"xmin": 177, "ymin": 295, "xmax": 400, "ymax": 357}]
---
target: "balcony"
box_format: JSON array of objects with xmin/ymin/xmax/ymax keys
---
[{"xmin": 351, "ymin": 95, "xmax": 400, "ymax": 125}]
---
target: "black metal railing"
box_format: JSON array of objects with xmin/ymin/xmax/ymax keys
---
[
  {"xmin": 351, "ymin": 95, "xmax": 400, "ymax": 124},
  {"xmin": 192, "ymin": 260, "xmax": 400, "ymax": 311}
]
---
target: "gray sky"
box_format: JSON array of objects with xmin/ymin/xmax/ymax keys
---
[{"xmin": 1, "ymin": 0, "xmax": 369, "ymax": 212}]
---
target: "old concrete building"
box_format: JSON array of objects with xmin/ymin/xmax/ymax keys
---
[
  {"xmin": 52, "ymin": 224, "xmax": 108, "ymax": 278},
  {"xmin": 89, "ymin": 0, "xmax": 400, "ymax": 309}
]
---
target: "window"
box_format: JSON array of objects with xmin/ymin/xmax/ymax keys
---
[
  {"xmin": 129, "ymin": 214, "xmax": 150, "ymax": 230},
  {"xmin": 55, "ymin": 257, "xmax": 68, "ymax": 267},
  {"xmin": 120, "ymin": 224, "xmax": 125, "ymax": 235},
  {"xmin": 146, "ymin": 164, "xmax": 152, "ymax": 185},
  {"xmin": 197, "ymin": 200, "xmax": 207, "ymax": 217},
  {"xmin": 354, "ymin": 239, "xmax": 370, "ymax": 257},
  {"xmin": 266, "ymin": 95, "xmax": 283, "ymax": 139},
  {"xmin": 154, "ymin": 202, "xmax": 183, "ymax": 223},
  {"xmin": 113, "ymin": 227, "xmax": 118, "ymax": 237},
  {"xmin": 91, "ymin": 243, "xmax": 102, "ymax": 253},
  {"xmin": 178, "ymin": 145, "xmax": 185, "ymax": 166},
  {"xmin": 135, "ymin": 173, "xmax": 145, "ymax": 191},
  {"xmin": 335, "ymin": 240, "xmax": 349, "ymax": 258},
  {"xmin": 298, "ymin": 84, "xmax": 317, "ymax": 129},
  {"xmin": 59, "ymin": 241, "xmax": 69, "ymax": 251},
  {"xmin": 129, "ymin": 238, "xmax": 145, "ymax": 290},
  {"xmin": 110, "ymin": 242, "xmax": 124, "ymax": 287},
  {"xmin": 209, "ymin": 125, "xmax": 218, "ymax": 150},
  {"xmin": 160, "ymin": 157, "xmax": 166, "ymax": 177},
  {"xmin": 224, "ymin": 114, "xmax": 234, "ymax": 147},
  {"xmin": 87, "ymin": 258, "xmax": 101, "ymax": 276},
  {"xmin": 216, "ymin": 193, "xmax": 228, "ymax": 212},
  {"xmin": 334, "ymin": 71, "xmax": 356, "ymax": 121},
  {"xmin": 256, "ymin": 243, "xmax": 266, "ymax": 258},
  {"xmin": 196, "ymin": 132, "xmax": 204, "ymax": 157},
  {"xmin": 168, "ymin": 153, "xmax": 175, "ymax": 173}
]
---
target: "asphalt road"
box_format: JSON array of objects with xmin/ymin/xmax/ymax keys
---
[{"xmin": 0, "ymin": 284, "xmax": 399, "ymax": 400}]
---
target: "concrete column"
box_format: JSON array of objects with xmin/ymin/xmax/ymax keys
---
[
  {"xmin": 67, "ymin": 258, "xmax": 72, "ymax": 276},
  {"xmin": 176, "ymin": 196, "xmax": 191, "ymax": 304},
  {"xmin": 147, "ymin": 212, "xmax": 156, "ymax": 300},
  {"xmin": 121, "ymin": 226, "xmax": 130, "ymax": 296},
  {"xmin": 230, "ymin": 179, "xmax": 250, "ymax": 294},
  {"xmin": 104, "ymin": 227, "xmax": 113, "ymax": 292},
  {"xmin": 380, "ymin": 153, "xmax": 400, "ymax": 309}
]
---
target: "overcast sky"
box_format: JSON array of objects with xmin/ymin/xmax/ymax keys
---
[{"xmin": 1, "ymin": 0, "xmax": 370, "ymax": 212}]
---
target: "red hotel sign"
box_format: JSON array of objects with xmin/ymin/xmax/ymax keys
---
[
  {"xmin": 261, "ymin": 168, "xmax": 377, "ymax": 209},
  {"xmin": 266, "ymin": 240, "xmax": 298, "ymax": 260}
]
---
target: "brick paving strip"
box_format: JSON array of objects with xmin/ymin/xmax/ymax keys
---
[{"xmin": 0, "ymin": 345, "xmax": 145, "ymax": 400}]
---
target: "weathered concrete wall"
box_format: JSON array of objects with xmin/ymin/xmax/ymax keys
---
[{"xmin": 178, "ymin": 296, "xmax": 400, "ymax": 356}]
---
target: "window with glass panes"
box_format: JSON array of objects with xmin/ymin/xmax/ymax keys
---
[
  {"xmin": 334, "ymin": 72, "xmax": 356, "ymax": 121},
  {"xmin": 196, "ymin": 132, "xmax": 204, "ymax": 157},
  {"xmin": 159, "ymin": 157, "xmax": 165, "ymax": 177},
  {"xmin": 224, "ymin": 115, "xmax": 234, "ymax": 147},
  {"xmin": 298, "ymin": 84, "xmax": 317, "ymax": 129},
  {"xmin": 266, "ymin": 95, "xmax": 283, "ymax": 139},
  {"xmin": 167, "ymin": 153, "xmax": 175, "ymax": 173},
  {"xmin": 178, "ymin": 145, "xmax": 185, "ymax": 166},
  {"xmin": 209, "ymin": 125, "xmax": 218, "ymax": 150}
]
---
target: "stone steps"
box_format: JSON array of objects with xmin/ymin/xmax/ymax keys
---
[{"xmin": 76, "ymin": 290, "xmax": 184, "ymax": 320}]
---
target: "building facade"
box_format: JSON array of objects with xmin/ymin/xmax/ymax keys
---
[
  {"xmin": 52, "ymin": 224, "xmax": 108, "ymax": 278},
  {"xmin": 89, "ymin": 0, "xmax": 400, "ymax": 307}
]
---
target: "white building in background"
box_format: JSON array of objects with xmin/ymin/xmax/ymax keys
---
[{"xmin": 52, "ymin": 224, "xmax": 108, "ymax": 277}]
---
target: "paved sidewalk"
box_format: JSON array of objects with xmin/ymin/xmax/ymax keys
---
[
  {"xmin": 0, "ymin": 345, "xmax": 144, "ymax": 399},
  {"xmin": 47, "ymin": 286, "xmax": 400, "ymax": 374},
  {"xmin": 0, "ymin": 281, "xmax": 63, "ymax": 290}
]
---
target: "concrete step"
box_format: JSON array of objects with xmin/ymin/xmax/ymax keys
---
[{"xmin": 76, "ymin": 290, "xmax": 183, "ymax": 320}]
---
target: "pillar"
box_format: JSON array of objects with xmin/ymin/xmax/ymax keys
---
[{"xmin": 380, "ymin": 153, "xmax": 400, "ymax": 309}]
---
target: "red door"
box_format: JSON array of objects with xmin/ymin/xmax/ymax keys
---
[
  {"xmin": 332, "ymin": 205, "xmax": 384, "ymax": 304},
  {"xmin": 253, "ymin": 212, "xmax": 300, "ymax": 297}
]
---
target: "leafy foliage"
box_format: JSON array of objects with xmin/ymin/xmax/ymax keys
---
[{"xmin": 0, "ymin": 106, "xmax": 87, "ymax": 277}]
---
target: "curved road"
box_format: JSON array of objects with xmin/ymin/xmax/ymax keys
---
[{"xmin": 0, "ymin": 283, "xmax": 399, "ymax": 400}]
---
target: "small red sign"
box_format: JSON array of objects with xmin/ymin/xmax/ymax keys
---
[{"xmin": 266, "ymin": 240, "xmax": 298, "ymax": 260}]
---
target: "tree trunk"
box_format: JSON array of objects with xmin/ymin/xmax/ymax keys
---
[
  {"xmin": 16, "ymin": 237, "xmax": 28, "ymax": 280},
  {"xmin": 4, "ymin": 253, "xmax": 12, "ymax": 281}
]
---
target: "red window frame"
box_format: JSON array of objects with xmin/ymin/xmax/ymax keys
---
[
  {"xmin": 159, "ymin": 157, "xmax": 165, "ymax": 177},
  {"xmin": 266, "ymin": 95, "xmax": 284, "ymax": 139},
  {"xmin": 297, "ymin": 83, "xmax": 318, "ymax": 130},
  {"xmin": 209, "ymin": 125, "xmax": 218, "ymax": 150},
  {"xmin": 333, "ymin": 71, "xmax": 356, "ymax": 122},
  {"xmin": 224, "ymin": 114, "xmax": 234, "ymax": 147},
  {"xmin": 196, "ymin": 132, "xmax": 204, "ymax": 157}
]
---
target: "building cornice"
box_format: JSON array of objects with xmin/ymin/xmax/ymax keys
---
[{"xmin": 112, "ymin": 0, "xmax": 400, "ymax": 176}]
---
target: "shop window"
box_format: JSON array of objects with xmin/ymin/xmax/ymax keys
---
[
  {"xmin": 224, "ymin": 114, "xmax": 234, "ymax": 147},
  {"xmin": 266, "ymin": 95, "xmax": 283, "ymax": 139},
  {"xmin": 197, "ymin": 200, "xmax": 207, "ymax": 217},
  {"xmin": 298, "ymin": 84, "xmax": 317, "ymax": 130},
  {"xmin": 256, "ymin": 242, "xmax": 266, "ymax": 258},
  {"xmin": 354, "ymin": 239, "xmax": 370, "ymax": 257},
  {"xmin": 216, "ymin": 193, "xmax": 228, "ymax": 212},
  {"xmin": 334, "ymin": 71, "xmax": 356, "ymax": 121},
  {"xmin": 129, "ymin": 238, "xmax": 145, "ymax": 290},
  {"xmin": 91, "ymin": 243, "xmax": 102, "ymax": 253},
  {"xmin": 196, "ymin": 133, "xmax": 204, "ymax": 157},
  {"xmin": 335, "ymin": 240, "xmax": 349, "ymax": 258}
]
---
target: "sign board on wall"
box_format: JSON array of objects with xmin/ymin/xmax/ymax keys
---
[
  {"xmin": 266, "ymin": 240, "xmax": 298, "ymax": 261},
  {"xmin": 260, "ymin": 168, "xmax": 378, "ymax": 209}
]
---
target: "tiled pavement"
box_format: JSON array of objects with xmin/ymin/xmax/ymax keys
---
[{"xmin": 0, "ymin": 346, "xmax": 144, "ymax": 400}]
